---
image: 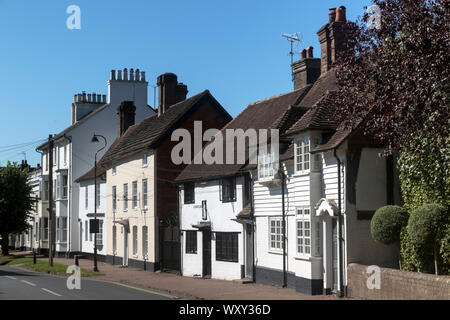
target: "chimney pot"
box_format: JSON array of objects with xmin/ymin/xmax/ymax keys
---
[
  {"xmin": 88, "ymin": 94, "xmax": 92, "ymax": 102},
  {"xmin": 130, "ymin": 68, "xmax": 134, "ymax": 81},
  {"xmin": 92, "ymin": 93, "xmax": 97, "ymax": 103},
  {"xmin": 306, "ymin": 46, "xmax": 314, "ymax": 58},
  {"xmin": 336, "ymin": 6, "xmax": 346, "ymax": 22},
  {"xmin": 329, "ymin": 7, "xmax": 337, "ymax": 23},
  {"xmin": 140, "ymin": 71, "xmax": 146, "ymax": 82},
  {"xmin": 82, "ymin": 92, "xmax": 87, "ymax": 102},
  {"xmin": 135, "ymin": 69, "xmax": 140, "ymax": 82},
  {"xmin": 123, "ymin": 68, "xmax": 128, "ymax": 81},
  {"xmin": 74, "ymin": 94, "xmax": 77, "ymax": 103},
  {"xmin": 301, "ymin": 49, "xmax": 307, "ymax": 60},
  {"xmin": 102, "ymin": 95, "xmax": 106, "ymax": 103},
  {"xmin": 117, "ymin": 70, "xmax": 122, "ymax": 80},
  {"xmin": 97, "ymin": 94, "xmax": 101, "ymax": 103},
  {"xmin": 111, "ymin": 70, "xmax": 116, "ymax": 80}
]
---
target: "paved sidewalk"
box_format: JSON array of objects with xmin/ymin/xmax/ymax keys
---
[{"xmin": 41, "ymin": 256, "xmax": 338, "ymax": 300}]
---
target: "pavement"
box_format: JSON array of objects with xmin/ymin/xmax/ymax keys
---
[
  {"xmin": 41, "ymin": 255, "xmax": 339, "ymax": 300},
  {"xmin": 0, "ymin": 264, "xmax": 173, "ymax": 300}
]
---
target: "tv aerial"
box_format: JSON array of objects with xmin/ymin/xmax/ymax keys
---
[
  {"xmin": 282, "ymin": 33, "xmax": 302, "ymax": 81},
  {"xmin": 281, "ymin": 33, "xmax": 302, "ymax": 65}
]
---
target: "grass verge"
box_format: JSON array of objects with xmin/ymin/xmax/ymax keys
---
[{"xmin": 0, "ymin": 255, "xmax": 101, "ymax": 277}]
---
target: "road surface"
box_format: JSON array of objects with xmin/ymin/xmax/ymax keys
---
[{"xmin": 0, "ymin": 265, "xmax": 174, "ymax": 300}]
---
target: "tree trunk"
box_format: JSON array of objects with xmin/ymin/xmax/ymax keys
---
[
  {"xmin": 434, "ymin": 244, "xmax": 439, "ymax": 276},
  {"xmin": 1, "ymin": 233, "xmax": 9, "ymax": 256}
]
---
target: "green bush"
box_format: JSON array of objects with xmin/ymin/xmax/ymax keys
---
[
  {"xmin": 371, "ymin": 205, "xmax": 409, "ymax": 245},
  {"xmin": 408, "ymin": 203, "xmax": 449, "ymax": 275}
]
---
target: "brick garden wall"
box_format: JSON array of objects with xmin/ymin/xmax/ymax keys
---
[{"xmin": 347, "ymin": 263, "xmax": 450, "ymax": 300}]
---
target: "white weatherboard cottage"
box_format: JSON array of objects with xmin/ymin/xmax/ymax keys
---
[
  {"xmin": 36, "ymin": 68, "xmax": 155, "ymax": 256},
  {"xmin": 252, "ymin": 6, "xmax": 401, "ymax": 296},
  {"xmin": 178, "ymin": 175, "xmax": 251, "ymax": 280}
]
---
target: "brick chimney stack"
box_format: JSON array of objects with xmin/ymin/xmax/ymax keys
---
[
  {"xmin": 291, "ymin": 46, "xmax": 321, "ymax": 90},
  {"xmin": 157, "ymin": 73, "xmax": 189, "ymax": 116},
  {"xmin": 117, "ymin": 101, "xmax": 136, "ymax": 136},
  {"xmin": 317, "ymin": 6, "xmax": 348, "ymax": 73}
]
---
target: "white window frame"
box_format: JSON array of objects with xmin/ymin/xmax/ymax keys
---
[
  {"xmin": 258, "ymin": 146, "xmax": 276, "ymax": 180},
  {"xmin": 268, "ymin": 217, "xmax": 283, "ymax": 252},
  {"xmin": 132, "ymin": 181, "xmax": 138, "ymax": 209},
  {"xmin": 132, "ymin": 225, "xmax": 138, "ymax": 256},
  {"xmin": 61, "ymin": 217, "xmax": 67, "ymax": 243},
  {"xmin": 142, "ymin": 153, "xmax": 148, "ymax": 167},
  {"xmin": 296, "ymin": 208, "xmax": 311, "ymax": 256},
  {"xmin": 112, "ymin": 225, "xmax": 117, "ymax": 254},
  {"xmin": 63, "ymin": 144, "xmax": 67, "ymax": 165},
  {"xmin": 62, "ymin": 174, "xmax": 68, "ymax": 199},
  {"xmin": 295, "ymin": 137, "xmax": 310, "ymax": 173},
  {"xmin": 95, "ymin": 220, "xmax": 103, "ymax": 246},
  {"xmin": 142, "ymin": 226, "xmax": 148, "ymax": 259},
  {"xmin": 112, "ymin": 166, "xmax": 116, "ymax": 176},
  {"xmin": 123, "ymin": 183, "xmax": 128, "ymax": 211},
  {"xmin": 142, "ymin": 179, "xmax": 148, "ymax": 209},
  {"xmin": 112, "ymin": 186, "xmax": 117, "ymax": 212}
]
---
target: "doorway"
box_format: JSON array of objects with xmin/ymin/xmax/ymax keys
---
[
  {"xmin": 245, "ymin": 224, "xmax": 253, "ymax": 279},
  {"xmin": 331, "ymin": 218, "xmax": 338, "ymax": 293},
  {"xmin": 202, "ymin": 229, "xmax": 211, "ymax": 278}
]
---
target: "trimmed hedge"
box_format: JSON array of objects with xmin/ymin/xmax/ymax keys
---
[{"xmin": 371, "ymin": 205, "xmax": 409, "ymax": 245}]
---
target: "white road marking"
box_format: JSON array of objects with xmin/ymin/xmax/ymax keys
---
[
  {"xmin": 21, "ymin": 280, "xmax": 36, "ymax": 287},
  {"xmin": 41, "ymin": 288, "xmax": 62, "ymax": 297},
  {"xmin": 5, "ymin": 276, "xmax": 17, "ymax": 280}
]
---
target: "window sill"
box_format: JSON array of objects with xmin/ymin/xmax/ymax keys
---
[
  {"xmin": 293, "ymin": 171, "xmax": 310, "ymax": 177},
  {"xmin": 294, "ymin": 255, "xmax": 322, "ymax": 262},
  {"xmin": 185, "ymin": 252, "xmax": 197, "ymax": 255},
  {"xmin": 216, "ymin": 259, "xmax": 238, "ymax": 263},
  {"xmin": 268, "ymin": 250, "xmax": 283, "ymax": 255}
]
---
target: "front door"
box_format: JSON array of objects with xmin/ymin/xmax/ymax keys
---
[
  {"xmin": 202, "ymin": 229, "xmax": 211, "ymax": 278},
  {"xmin": 245, "ymin": 224, "xmax": 253, "ymax": 279},
  {"xmin": 331, "ymin": 218, "xmax": 338, "ymax": 292},
  {"xmin": 123, "ymin": 230, "xmax": 128, "ymax": 266}
]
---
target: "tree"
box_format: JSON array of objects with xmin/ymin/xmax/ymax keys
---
[
  {"xmin": 370, "ymin": 205, "xmax": 409, "ymax": 269},
  {"xmin": 0, "ymin": 162, "xmax": 35, "ymax": 256},
  {"xmin": 408, "ymin": 204, "xmax": 449, "ymax": 275},
  {"xmin": 331, "ymin": 0, "xmax": 449, "ymax": 273},
  {"xmin": 332, "ymin": 0, "xmax": 449, "ymax": 154}
]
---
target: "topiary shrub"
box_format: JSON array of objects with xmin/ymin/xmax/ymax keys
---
[
  {"xmin": 371, "ymin": 205, "xmax": 409, "ymax": 270},
  {"xmin": 408, "ymin": 203, "xmax": 449, "ymax": 275},
  {"xmin": 371, "ymin": 205, "xmax": 409, "ymax": 245}
]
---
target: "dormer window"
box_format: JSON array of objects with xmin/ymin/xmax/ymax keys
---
[
  {"xmin": 258, "ymin": 146, "xmax": 276, "ymax": 180},
  {"xmin": 295, "ymin": 137, "xmax": 310, "ymax": 173}
]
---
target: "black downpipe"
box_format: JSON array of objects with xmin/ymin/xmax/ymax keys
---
[
  {"xmin": 334, "ymin": 149, "xmax": 344, "ymax": 298},
  {"xmin": 280, "ymin": 168, "xmax": 287, "ymax": 288},
  {"xmin": 249, "ymin": 173, "xmax": 256, "ymax": 283}
]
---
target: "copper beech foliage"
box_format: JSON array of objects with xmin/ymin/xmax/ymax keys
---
[{"xmin": 331, "ymin": 0, "xmax": 449, "ymax": 154}]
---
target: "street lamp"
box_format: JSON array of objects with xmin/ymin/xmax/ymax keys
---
[{"xmin": 91, "ymin": 133, "xmax": 107, "ymax": 272}]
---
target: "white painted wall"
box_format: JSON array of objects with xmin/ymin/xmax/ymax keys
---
[
  {"xmin": 38, "ymin": 68, "xmax": 154, "ymax": 255},
  {"xmin": 180, "ymin": 177, "xmax": 245, "ymax": 281}
]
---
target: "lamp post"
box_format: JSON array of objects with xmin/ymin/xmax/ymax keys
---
[{"xmin": 91, "ymin": 134, "xmax": 107, "ymax": 272}]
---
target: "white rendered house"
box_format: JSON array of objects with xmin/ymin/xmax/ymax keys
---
[{"xmin": 36, "ymin": 68, "xmax": 155, "ymax": 256}]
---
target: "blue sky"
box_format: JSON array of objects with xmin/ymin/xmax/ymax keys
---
[{"xmin": 0, "ymin": 0, "xmax": 370, "ymax": 167}]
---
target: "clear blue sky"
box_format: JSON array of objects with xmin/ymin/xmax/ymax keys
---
[{"xmin": 0, "ymin": 0, "xmax": 370, "ymax": 167}]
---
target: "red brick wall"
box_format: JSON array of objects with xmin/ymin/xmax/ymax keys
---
[
  {"xmin": 347, "ymin": 263, "xmax": 450, "ymax": 300},
  {"xmin": 156, "ymin": 100, "xmax": 230, "ymax": 222}
]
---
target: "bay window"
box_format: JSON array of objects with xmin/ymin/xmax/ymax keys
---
[
  {"xmin": 296, "ymin": 208, "xmax": 311, "ymax": 255},
  {"xmin": 258, "ymin": 146, "xmax": 276, "ymax": 179}
]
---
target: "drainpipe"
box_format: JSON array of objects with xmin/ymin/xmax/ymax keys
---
[
  {"xmin": 333, "ymin": 148, "xmax": 344, "ymax": 298},
  {"xmin": 64, "ymin": 134, "xmax": 72, "ymax": 258},
  {"xmin": 249, "ymin": 171, "xmax": 256, "ymax": 283},
  {"xmin": 279, "ymin": 167, "xmax": 287, "ymax": 288}
]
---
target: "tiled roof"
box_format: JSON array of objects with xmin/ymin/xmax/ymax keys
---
[
  {"xmin": 76, "ymin": 90, "xmax": 230, "ymax": 182},
  {"xmin": 175, "ymin": 86, "xmax": 312, "ymax": 182},
  {"xmin": 285, "ymin": 90, "xmax": 341, "ymax": 135}
]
